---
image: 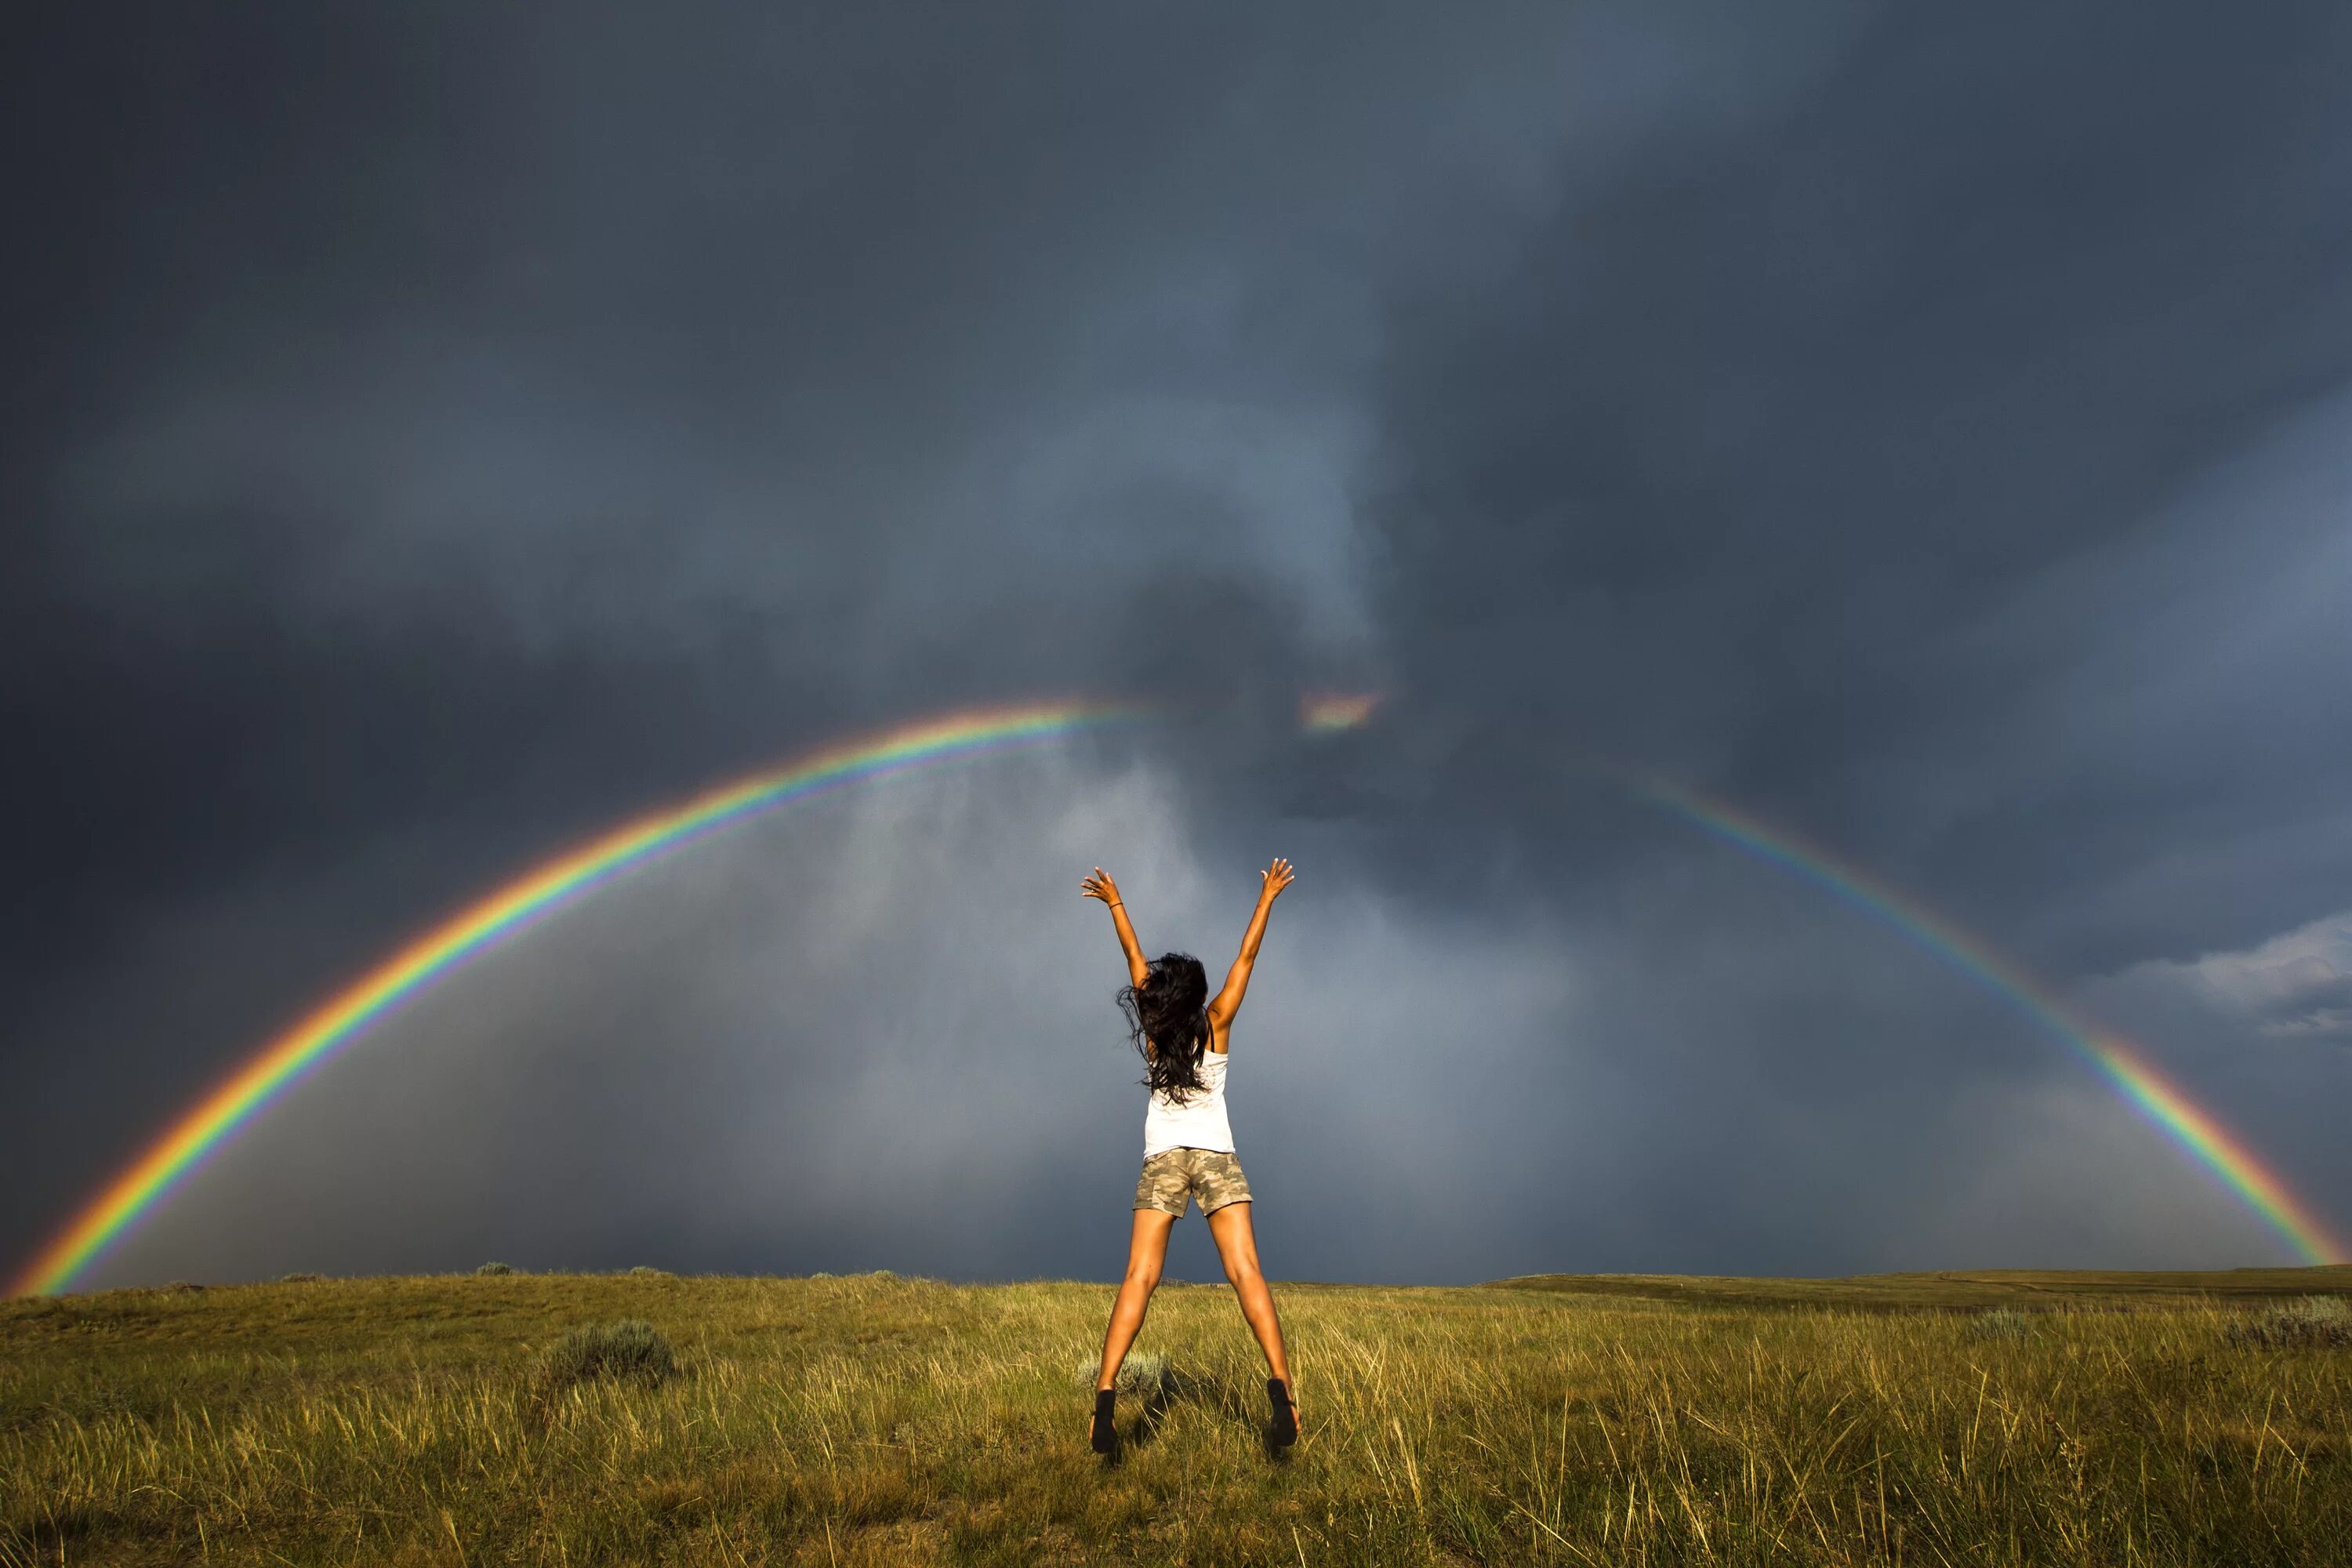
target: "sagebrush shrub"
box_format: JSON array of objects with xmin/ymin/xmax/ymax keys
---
[
  {"xmin": 1075, "ymin": 1351, "xmax": 1174, "ymax": 1397},
  {"xmin": 538, "ymin": 1320, "xmax": 677, "ymax": 1391},
  {"xmin": 2227, "ymin": 1294, "xmax": 2352, "ymax": 1349},
  {"xmin": 1971, "ymin": 1308, "xmax": 2035, "ymax": 1340}
]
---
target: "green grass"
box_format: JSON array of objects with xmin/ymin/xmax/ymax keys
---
[{"xmin": 5, "ymin": 1268, "xmax": 2350, "ymax": 1565}]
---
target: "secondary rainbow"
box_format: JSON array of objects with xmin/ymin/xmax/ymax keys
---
[
  {"xmin": 1633, "ymin": 774, "xmax": 2347, "ymax": 1265},
  {"xmin": 16, "ymin": 699, "xmax": 1142, "ymax": 1297}
]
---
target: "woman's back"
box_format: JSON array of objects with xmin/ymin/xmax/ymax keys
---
[{"xmin": 1142, "ymin": 1044, "xmax": 1233, "ymax": 1155}]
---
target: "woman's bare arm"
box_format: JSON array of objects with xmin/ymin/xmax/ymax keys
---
[
  {"xmin": 1080, "ymin": 866, "xmax": 1150, "ymax": 989},
  {"xmin": 1208, "ymin": 858, "xmax": 1294, "ymax": 1028}
]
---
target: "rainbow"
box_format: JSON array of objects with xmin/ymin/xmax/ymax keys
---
[
  {"xmin": 1634, "ymin": 775, "xmax": 2347, "ymax": 1265},
  {"xmin": 20, "ymin": 698, "xmax": 2339, "ymax": 1294},
  {"xmin": 1301, "ymin": 691, "xmax": 1381, "ymax": 732},
  {"xmin": 14, "ymin": 699, "xmax": 1141, "ymax": 1296}
]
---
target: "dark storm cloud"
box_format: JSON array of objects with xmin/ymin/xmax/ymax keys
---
[
  {"xmin": 5, "ymin": 0, "xmax": 1602, "ymax": 957},
  {"xmin": 1359, "ymin": 2, "xmax": 2352, "ymax": 964},
  {"xmin": 10, "ymin": 2, "xmax": 2352, "ymax": 1288}
]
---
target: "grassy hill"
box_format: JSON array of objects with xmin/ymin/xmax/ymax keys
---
[
  {"xmin": 5, "ymin": 1268, "xmax": 2350, "ymax": 1565},
  {"xmin": 1486, "ymin": 1265, "xmax": 2352, "ymax": 1310}
]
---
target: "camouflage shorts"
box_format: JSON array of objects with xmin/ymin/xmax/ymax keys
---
[{"xmin": 1134, "ymin": 1147, "xmax": 1254, "ymax": 1217}]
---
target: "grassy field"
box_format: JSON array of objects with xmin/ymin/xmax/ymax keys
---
[{"xmin": 5, "ymin": 1267, "xmax": 2351, "ymax": 1566}]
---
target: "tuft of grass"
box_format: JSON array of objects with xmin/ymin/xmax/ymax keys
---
[
  {"xmin": 1971, "ymin": 1306, "xmax": 2038, "ymax": 1341},
  {"xmin": 535, "ymin": 1319, "xmax": 677, "ymax": 1393},
  {"xmin": 2227, "ymin": 1294, "xmax": 2352, "ymax": 1349},
  {"xmin": 474, "ymin": 1261, "xmax": 517, "ymax": 1276}
]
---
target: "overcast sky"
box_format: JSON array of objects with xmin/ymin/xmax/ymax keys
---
[{"xmin": 8, "ymin": 2, "xmax": 2351, "ymax": 1291}]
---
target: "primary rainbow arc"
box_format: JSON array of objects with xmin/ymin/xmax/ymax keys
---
[
  {"xmin": 1634, "ymin": 775, "xmax": 2346, "ymax": 1266},
  {"xmin": 15, "ymin": 699, "xmax": 1139, "ymax": 1297}
]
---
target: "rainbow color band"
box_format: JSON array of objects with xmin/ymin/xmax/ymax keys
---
[
  {"xmin": 14, "ymin": 699, "xmax": 1141, "ymax": 1296},
  {"xmin": 1635, "ymin": 775, "xmax": 2345, "ymax": 1265},
  {"xmin": 1301, "ymin": 691, "xmax": 1382, "ymax": 732}
]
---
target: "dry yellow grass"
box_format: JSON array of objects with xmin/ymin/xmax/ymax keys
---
[{"xmin": 5, "ymin": 1269, "xmax": 2350, "ymax": 1564}]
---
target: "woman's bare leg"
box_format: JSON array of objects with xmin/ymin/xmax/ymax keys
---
[
  {"xmin": 1206, "ymin": 1201, "xmax": 1297, "ymax": 1419},
  {"xmin": 1097, "ymin": 1208, "xmax": 1177, "ymax": 1392}
]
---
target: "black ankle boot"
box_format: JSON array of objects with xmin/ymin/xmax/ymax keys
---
[
  {"xmin": 1266, "ymin": 1377, "xmax": 1298, "ymax": 1446},
  {"xmin": 1091, "ymin": 1387, "xmax": 1119, "ymax": 1454}
]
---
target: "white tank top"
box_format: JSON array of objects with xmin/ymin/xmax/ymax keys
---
[{"xmin": 1142, "ymin": 1044, "xmax": 1234, "ymax": 1156}]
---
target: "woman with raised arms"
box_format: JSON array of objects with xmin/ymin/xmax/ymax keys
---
[{"xmin": 1080, "ymin": 857, "xmax": 1299, "ymax": 1455}]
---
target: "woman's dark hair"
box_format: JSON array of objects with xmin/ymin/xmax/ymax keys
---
[{"xmin": 1119, "ymin": 952, "xmax": 1210, "ymax": 1102}]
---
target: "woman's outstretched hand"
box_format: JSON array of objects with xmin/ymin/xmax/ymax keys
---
[
  {"xmin": 1259, "ymin": 857, "xmax": 1296, "ymax": 902},
  {"xmin": 1080, "ymin": 867, "xmax": 1123, "ymax": 907}
]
